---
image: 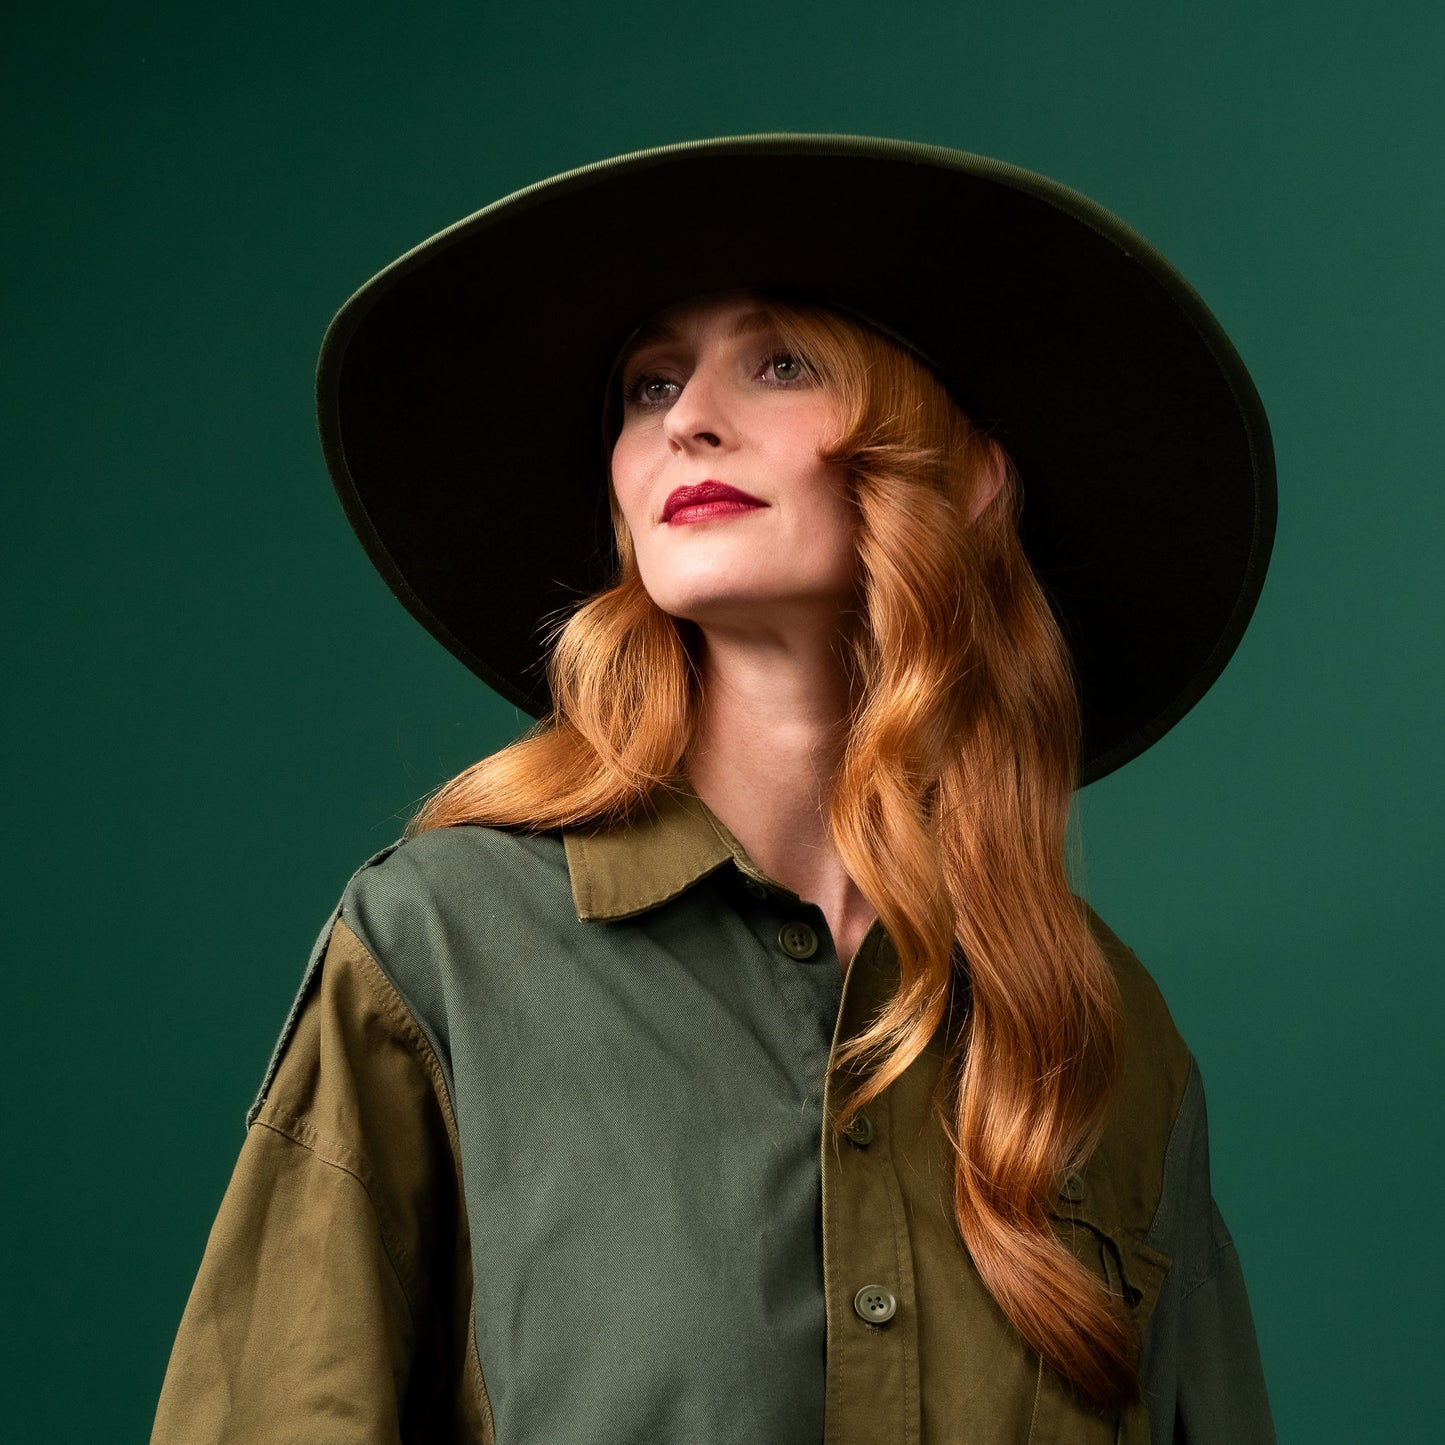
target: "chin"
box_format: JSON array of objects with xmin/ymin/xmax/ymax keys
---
[
  {"xmin": 638, "ymin": 563, "xmax": 855, "ymax": 629},
  {"xmin": 639, "ymin": 571, "xmax": 767, "ymax": 622}
]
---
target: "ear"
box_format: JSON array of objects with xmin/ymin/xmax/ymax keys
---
[{"xmin": 969, "ymin": 438, "xmax": 1008, "ymax": 521}]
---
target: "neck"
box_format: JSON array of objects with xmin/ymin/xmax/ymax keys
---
[{"xmin": 684, "ymin": 623, "xmax": 876, "ymax": 965}]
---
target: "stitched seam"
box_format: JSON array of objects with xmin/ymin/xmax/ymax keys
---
[
  {"xmin": 350, "ymin": 930, "xmax": 464, "ymax": 1163},
  {"xmin": 466, "ymin": 1300, "xmax": 497, "ymax": 1445},
  {"xmin": 821, "ymin": 996, "xmax": 847, "ymax": 1442},
  {"xmin": 1146, "ymin": 1057, "xmax": 1201, "ymax": 1247},
  {"xmin": 1181, "ymin": 1239, "xmax": 1239, "ymax": 1302},
  {"xmin": 249, "ymin": 844, "xmax": 402, "ymax": 1128},
  {"xmin": 569, "ymin": 831, "xmax": 598, "ymax": 919},
  {"xmin": 1025, "ymin": 1353, "xmax": 1043, "ymax": 1443},
  {"xmin": 878, "ymin": 1090, "xmax": 918, "ymax": 1445},
  {"xmin": 340, "ymin": 922, "xmax": 491, "ymax": 1440},
  {"xmin": 251, "ymin": 1111, "xmax": 419, "ymax": 1313}
]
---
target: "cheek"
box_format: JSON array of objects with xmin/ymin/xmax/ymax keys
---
[
  {"xmin": 609, "ymin": 437, "xmax": 649, "ymax": 530},
  {"xmin": 809, "ymin": 466, "xmax": 861, "ymax": 580}
]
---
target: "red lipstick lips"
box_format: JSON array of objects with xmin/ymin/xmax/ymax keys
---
[{"xmin": 662, "ymin": 481, "xmax": 768, "ymax": 525}]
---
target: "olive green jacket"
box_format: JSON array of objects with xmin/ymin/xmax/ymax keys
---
[{"xmin": 153, "ymin": 786, "xmax": 1273, "ymax": 1443}]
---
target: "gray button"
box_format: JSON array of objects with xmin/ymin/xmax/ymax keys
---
[
  {"xmin": 1059, "ymin": 1173, "xmax": 1085, "ymax": 1203},
  {"xmin": 853, "ymin": 1285, "xmax": 897, "ymax": 1325},
  {"xmin": 743, "ymin": 878, "xmax": 769, "ymax": 900},
  {"xmin": 778, "ymin": 922, "xmax": 818, "ymax": 960},
  {"xmin": 843, "ymin": 1111, "xmax": 875, "ymax": 1147}
]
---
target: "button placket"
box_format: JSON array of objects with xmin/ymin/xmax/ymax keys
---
[{"xmin": 822, "ymin": 940, "xmax": 921, "ymax": 1439}]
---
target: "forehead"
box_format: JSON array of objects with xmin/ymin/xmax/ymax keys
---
[{"xmin": 621, "ymin": 290, "xmax": 777, "ymax": 357}]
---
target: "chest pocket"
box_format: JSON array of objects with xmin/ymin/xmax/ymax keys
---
[{"xmin": 1029, "ymin": 1174, "xmax": 1172, "ymax": 1445}]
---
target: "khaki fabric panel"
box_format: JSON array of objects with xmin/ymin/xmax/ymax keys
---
[
  {"xmin": 152, "ymin": 1123, "xmax": 413, "ymax": 1444},
  {"xmin": 1079, "ymin": 906, "xmax": 1193, "ymax": 1240},
  {"xmin": 886, "ymin": 906, "xmax": 1194, "ymax": 1443},
  {"xmin": 152, "ymin": 919, "xmax": 492, "ymax": 1444},
  {"xmin": 888, "ymin": 1023, "xmax": 1048, "ymax": 1444}
]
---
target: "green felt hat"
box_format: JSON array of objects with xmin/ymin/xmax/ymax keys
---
[{"xmin": 317, "ymin": 134, "xmax": 1275, "ymax": 784}]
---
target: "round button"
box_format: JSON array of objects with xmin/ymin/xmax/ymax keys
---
[
  {"xmin": 1059, "ymin": 1173, "xmax": 1086, "ymax": 1203},
  {"xmin": 843, "ymin": 1111, "xmax": 875, "ymax": 1147},
  {"xmin": 743, "ymin": 878, "xmax": 769, "ymax": 900},
  {"xmin": 778, "ymin": 922, "xmax": 819, "ymax": 960},
  {"xmin": 853, "ymin": 1285, "xmax": 898, "ymax": 1325}
]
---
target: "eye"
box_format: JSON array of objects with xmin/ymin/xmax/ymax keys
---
[
  {"xmin": 624, "ymin": 372, "xmax": 680, "ymax": 408},
  {"xmin": 764, "ymin": 350, "xmax": 808, "ymax": 384}
]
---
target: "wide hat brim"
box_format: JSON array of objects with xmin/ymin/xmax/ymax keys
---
[{"xmin": 318, "ymin": 134, "xmax": 1275, "ymax": 785}]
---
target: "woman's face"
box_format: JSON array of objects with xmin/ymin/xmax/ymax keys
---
[{"xmin": 610, "ymin": 293, "xmax": 858, "ymax": 636}]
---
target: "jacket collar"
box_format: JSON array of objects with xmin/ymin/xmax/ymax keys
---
[{"xmin": 562, "ymin": 781, "xmax": 778, "ymax": 922}]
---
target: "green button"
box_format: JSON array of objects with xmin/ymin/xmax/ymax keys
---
[
  {"xmin": 743, "ymin": 878, "xmax": 769, "ymax": 900},
  {"xmin": 853, "ymin": 1285, "xmax": 897, "ymax": 1325},
  {"xmin": 778, "ymin": 922, "xmax": 818, "ymax": 960},
  {"xmin": 1059, "ymin": 1173, "xmax": 1086, "ymax": 1203},
  {"xmin": 843, "ymin": 1111, "xmax": 875, "ymax": 1147}
]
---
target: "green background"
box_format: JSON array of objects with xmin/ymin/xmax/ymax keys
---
[{"xmin": 6, "ymin": 2, "xmax": 1441, "ymax": 1438}]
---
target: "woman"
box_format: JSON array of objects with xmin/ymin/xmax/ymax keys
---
[{"xmin": 154, "ymin": 136, "xmax": 1276, "ymax": 1443}]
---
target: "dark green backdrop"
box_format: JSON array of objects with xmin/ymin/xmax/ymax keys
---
[{"xmin": 6, "ymin": 3, "xmax": 1441, "ymax": 1439}]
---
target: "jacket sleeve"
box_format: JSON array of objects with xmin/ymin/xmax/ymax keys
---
[
  {"xmin": 151, "ymin": 918, "xmax": 490, "ymax": 1444},
  {"xmin": 1140, "ymin": 1059, "xmax": 1275, "ymax": 1445}
]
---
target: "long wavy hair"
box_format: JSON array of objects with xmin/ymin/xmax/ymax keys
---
[{"xmin": 410, "ymin": 297, "xmax": 1135, "ymax": 1407}]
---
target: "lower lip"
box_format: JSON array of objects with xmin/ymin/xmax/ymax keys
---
[{"xmin": 666, "ymin": 500, "xmax": 766, "ymax": 526}]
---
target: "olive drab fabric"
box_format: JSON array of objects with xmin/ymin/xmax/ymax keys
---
[{"xmin": 153, "ymin": 785, "xmax": 1273, "ymax": 1443}]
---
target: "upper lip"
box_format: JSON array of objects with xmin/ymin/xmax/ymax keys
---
[{"xmin": 662, "ymin": 481, "xmax": 768, "ymax": 523}]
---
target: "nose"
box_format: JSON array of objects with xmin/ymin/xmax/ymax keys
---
[{"xmin": 661, "ymin": 363, "xmax": 731, "ymax": 451}]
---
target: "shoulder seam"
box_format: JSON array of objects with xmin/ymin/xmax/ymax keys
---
[
  {"xmin": 343, "ymin": 917, "xmax": 465, "ymax": 1167},
  {"xmin": 1147, "ymin": 1055, "xmax": 1202, "ymax": 1235},
  {"xmin": 250, "ymin": 918, "xmax": 466, "ymax": 1328},
  {"xmin": 333, "ymin": 919, "xmax": 491, "ymax": 1434},
  {"xmin": 247, "ymin": 842, "xmax": 403, "ymax": 1128}
]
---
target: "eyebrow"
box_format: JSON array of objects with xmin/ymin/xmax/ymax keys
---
[{"xmin": 623, "ymin": 308, "xmax": 775, "ymax": 357}]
